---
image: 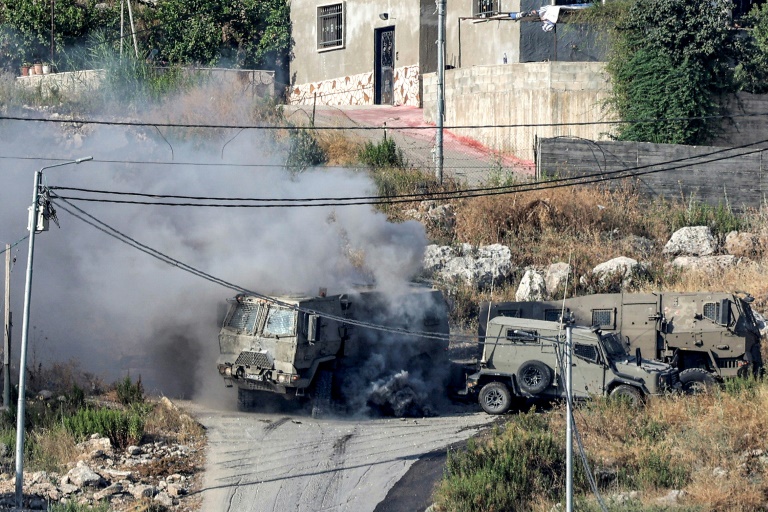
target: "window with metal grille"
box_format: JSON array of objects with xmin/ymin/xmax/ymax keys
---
[
  {"xmin": 264, "ymin": 308, "xmax": 296, "ymax": 336},
  {"xmin": 318, "ymin": 3, "xmax": 344, "ymax": 50},
  {"xmin": 592, "ymin": 309, "xmax": 614, "ymax": 328},
  {"xmin": 703, "ymin": 302, "xmax": 719, "ymax": 322},
  {"xmin": 544, "ymin": 309, "xmax": 561, "ymax": 322},
  {"xmin": 473, "ymin": 0, "xmax": 497, "ymax": 16},
  {"xmin": 227, "ymin": 303, "xmax": 260, "ymax": 332},
  {"xmin": 574, "ymin": 343, "xmax": 599, "ymax": 362}
]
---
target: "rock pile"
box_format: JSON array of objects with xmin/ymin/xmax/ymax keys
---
[
  {"xmin": 423, "ymin": 226, "xmax": 765, "ymax": 300},
  {"xmin": 0, "ymin": 430, "xmax": 202, "ymax": 511}
]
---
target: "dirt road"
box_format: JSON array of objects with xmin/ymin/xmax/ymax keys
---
[{"xmin": 185, "ymin": 399, "xmax": 491, "ymax": 512}]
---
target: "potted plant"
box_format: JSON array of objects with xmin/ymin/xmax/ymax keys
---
[
  {"xmin": 20, "ymin": 63, "xmax": 30, "ymax": 76},
  {"xmin": 33, "ymin": 62, "xmax": 42, "ymax": 75},
  {"xmin": 42, "ymin": 62, "xmax": 50, "ymax": 74}
]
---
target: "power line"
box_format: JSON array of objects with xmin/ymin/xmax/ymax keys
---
[
  {"xmin": 4, "ymin": 112, "xmax": 768, "ymax": 130},
  {"xmin": 51, "ymin": 197, "xmax": 470, "ymax": 343},
  {"xmin": 48, "ymin": 139, "xmax": 768, "ymax": 208}
]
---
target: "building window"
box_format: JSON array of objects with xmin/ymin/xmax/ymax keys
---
[
  {"xmin": 474, "ymin": 0, "xmax": 497, "ymax": 16},
  {"xmin": 318, "ymin": 3, "xmax": 344, "ymax": 50},
  {"xmin": 474, "ymin": 0, "xmax": 496, "ymax": 15}
]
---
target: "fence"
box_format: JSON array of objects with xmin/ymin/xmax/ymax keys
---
[{"xmin": 537, "ymin": 137, "xmax": 768, "ymax": 209}]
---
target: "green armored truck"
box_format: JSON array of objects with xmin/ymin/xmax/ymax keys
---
[
  {"xmin": 480, "ymin": 292, "xmax": 763, "ymax": 386},
  {"xmin": 216, "ymin": 287, "xmax": 449, "ymax": 415},
  {"xmin": 465, "ymin": 317, "xmax": 680, "ymax": 414}
]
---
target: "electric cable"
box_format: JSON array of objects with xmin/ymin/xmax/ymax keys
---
[
  {"xmin": 4, "ymin": 112, "xmax": 768, "ymax": 130},
  {"xmin": 48, "ymin": 140, "xmax": 768, "ymax": 208},
  {"xmin": 51, "ymin": 197, "xmax": 475, "ymax": 343},
  {"xmin": 47, "ymin": 136, "xmax": 768, "ymax": 203},
  {"xmin": 0, "ymin": 236, "xmax": 28, "ymax": 255}
]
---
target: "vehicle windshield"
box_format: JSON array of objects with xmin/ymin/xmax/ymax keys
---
[
  {"xmin": 264, "ymin": 307, "xmax": 296, "ymax": 337},
  {"xmin": 226, "ymin": 301, "xmax": 263, "ymax": 333},
  {"xmin": 601, "ymin": 333, "xmax": 628, "ymax": 358}
]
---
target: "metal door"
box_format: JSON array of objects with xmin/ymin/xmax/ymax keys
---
[{"xmin": 375, "ymin": 27, "xmax": 394, "ymax": 105}]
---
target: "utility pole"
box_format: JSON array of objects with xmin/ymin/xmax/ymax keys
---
[
  {"xmin": 126, "ymin": 0, "xmax": 139, "ymax": 59},
  {"xmin": 565, "ymin": 322, "xmax": 573, "ymax": 512},
  {"xmin": 50, "ymin": 0, "xmax": 55, "ymax": 66},
  {"xmin": 15, "ymin": 157, "xmax": 92, "ymax": 509},
  {"xmin": 3, "ymin": 244, "xmax": 11, "ymax": 409},
  {"xmin": 435, "ymin": 0, "xmax": 445, "ymax": 184},
  {"xmin": 120, "ymin": 0, "xmax": 124, "ymax": 58}
]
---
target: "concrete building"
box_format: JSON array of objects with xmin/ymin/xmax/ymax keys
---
[{"xmin": 288, "ymin": 1, "xmax": 604, "ymax": 107}]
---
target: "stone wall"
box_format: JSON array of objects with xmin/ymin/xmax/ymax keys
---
[{"xmin": 288, "ymin": 65, "xmax": 421, "ymax": 107}]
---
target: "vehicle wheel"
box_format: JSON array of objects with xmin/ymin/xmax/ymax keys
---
[
  {"xmin": 237, "ymin": 388, "xmax": 258, "ymax": 412},
  {"xmin": 478, "ymin": 381, "xmax": 513, "ymax": 415},
  {"xmin": 311, "ymin": 369, "xmax": 333, "ymax": 419},
  {"xmin": 517, "ymin": 360, "xmax": 553, "ymax": 395},
  {"xmin": 609, "ymin": 384, "xmax": 644, "ymax": 407},
  {"xmin": 679, "ymin": 368, "xmax": 718, "ymax": 395}
]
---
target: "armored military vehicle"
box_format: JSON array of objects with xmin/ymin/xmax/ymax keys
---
[
  {"xmin": 216, "ymin": 287, "xmax": 449, "ymax": 416},
  {"xmin": 480, "ymin": 292, "xmax": 763, "ymax": 386},
  {"xmin": 464, "ymin": 317, "xmax": 680, "ymax": 414}
]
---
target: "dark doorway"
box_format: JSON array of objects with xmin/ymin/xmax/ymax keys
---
[{"xmin": 374, "ymin": 27, "xmax": 395, "ymax": 105}]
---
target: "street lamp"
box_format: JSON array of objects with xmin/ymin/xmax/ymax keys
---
[{"xmin": 15, "ymin": 156, "xmax": 92, "ymax": 509}]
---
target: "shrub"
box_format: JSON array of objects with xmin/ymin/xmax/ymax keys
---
[
  {"xmin": 286, "ymin": 127, "xmax": 327, "ymax": 172},
  {"xmin": 359, "ymin": 137, "xmax": 406, "ymax": 169},
  {"xmin": 64, "ymin": 407, "xmax": 144, "ymax": 449},
  {"xmin": 115, "ymin": 375, "xmax": 144, "ymax": 406}
]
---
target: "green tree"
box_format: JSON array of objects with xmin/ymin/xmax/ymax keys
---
[
  {"xmin": 734, "ymin": 3, "xmax": 768, "ymax": 93},
  {"xmin": 0, "ymin": 0, "xmax": 118, "ymax": 71},
  {"xmin": 606, "ymin": 0, "xmax": 734, "ymax": 144},
  {"xmin": 142, "ymin": 0, "xmax": 291, "ymax": 71}
]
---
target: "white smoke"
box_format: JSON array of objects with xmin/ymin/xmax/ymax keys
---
[{"xmin": 0, "ymin": 91, "xmax": 431, "ymax": 402}]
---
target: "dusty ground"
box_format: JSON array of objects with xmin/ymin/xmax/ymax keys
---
[{"xmin": 181, "ymin": 395, "xmax": 491, "ymax": 512}]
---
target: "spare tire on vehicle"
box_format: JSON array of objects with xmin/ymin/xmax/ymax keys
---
[{"xmin": 517, "ymin": 360, "xmax": 553, "ymax": 395}]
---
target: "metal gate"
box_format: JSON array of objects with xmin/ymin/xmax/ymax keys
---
[{"xmin": 375, "ymin": 27, "xmax": 395, "ymax": 105}]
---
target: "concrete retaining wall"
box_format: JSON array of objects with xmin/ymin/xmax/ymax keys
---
[
  {"xmin": 16, "ymin": 68, "xmax": 275, "ymax": 100},
  {"xmin": 423, "ymin": 62, "xmax": 616, "ymax": 161},
  {"xmin": 537, "ymin": 137, "xmax": 768, "ymax": 209}
]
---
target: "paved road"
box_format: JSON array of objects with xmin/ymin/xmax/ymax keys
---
[
  {"xmin": 285, "ymin": 105, "xmax": 534, "ymax": 186},
  {"xmin": 185, "ymin": 398, "xmax": 491, "ymax": 512}
]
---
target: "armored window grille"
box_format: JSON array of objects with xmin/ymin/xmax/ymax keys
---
[
  {"xmin": 544, "ymin": 309, "xmax": 561, "ymax": 322},
  {"xmin": 318, "ymin": 3, "xmax": 344, "ymax": 50},
  {"xmin": 264, "ymin": 308, "xmax": 296, "ymax": 336},
  {"xmin": 574, "ymin": 343, "xmax": 598, "ymax": 362},
  {"xmin": 473, "ymin": 0, "xmax": 497, "ymax": 16},
  {"xmin": 703, "ymin": 302, "xmax": 719, "ymax": 322},
  {"xmin": 228, "ymin": 303, "xmax": 260, "ymax": 332},
  {"xmin": 591, "ymin": 309, "xmax": 614, "ymax": 328}
]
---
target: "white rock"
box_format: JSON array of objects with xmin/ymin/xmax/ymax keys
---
[
  {"xmin": 544, "ymin": 262, "xmax": 572, "ymax": 296},
  {"xmin": 515, "ymin": 269, "xmax": 546, "ymax": 302},
  {"xmin": 663, "ymin": 226, "xmax": 716, "ymax": 257},
  {"xmin": 592, "ymin": 257, "xmax": 646, "ymax": 287},
  {"xmin": 670, "ymin": 255, "xmax": 739, "ymax": 273},
  {"xmin": 66, "ymin": 465, "xmax": 104, "ymax": 487}
]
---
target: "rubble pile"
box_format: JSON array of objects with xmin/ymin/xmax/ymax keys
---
[{"xmin": 0, "ymin": 432, "xmax": 202, "ymax": 511}]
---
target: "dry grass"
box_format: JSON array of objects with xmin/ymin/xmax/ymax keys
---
[
  {"xmin": 143, "ymin": 398, "xmax": 205, "ymax": 445},
  {"xmin": 436, "ymin": 383, "xmax": 768, "ymax": 511},
  {"xmin": 28, "ymin": 427, "xmax": 79, "ymax": 473},
  {"xmin": 316, "ymin": 130, "xmax": 364, "ymax": 166}
]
